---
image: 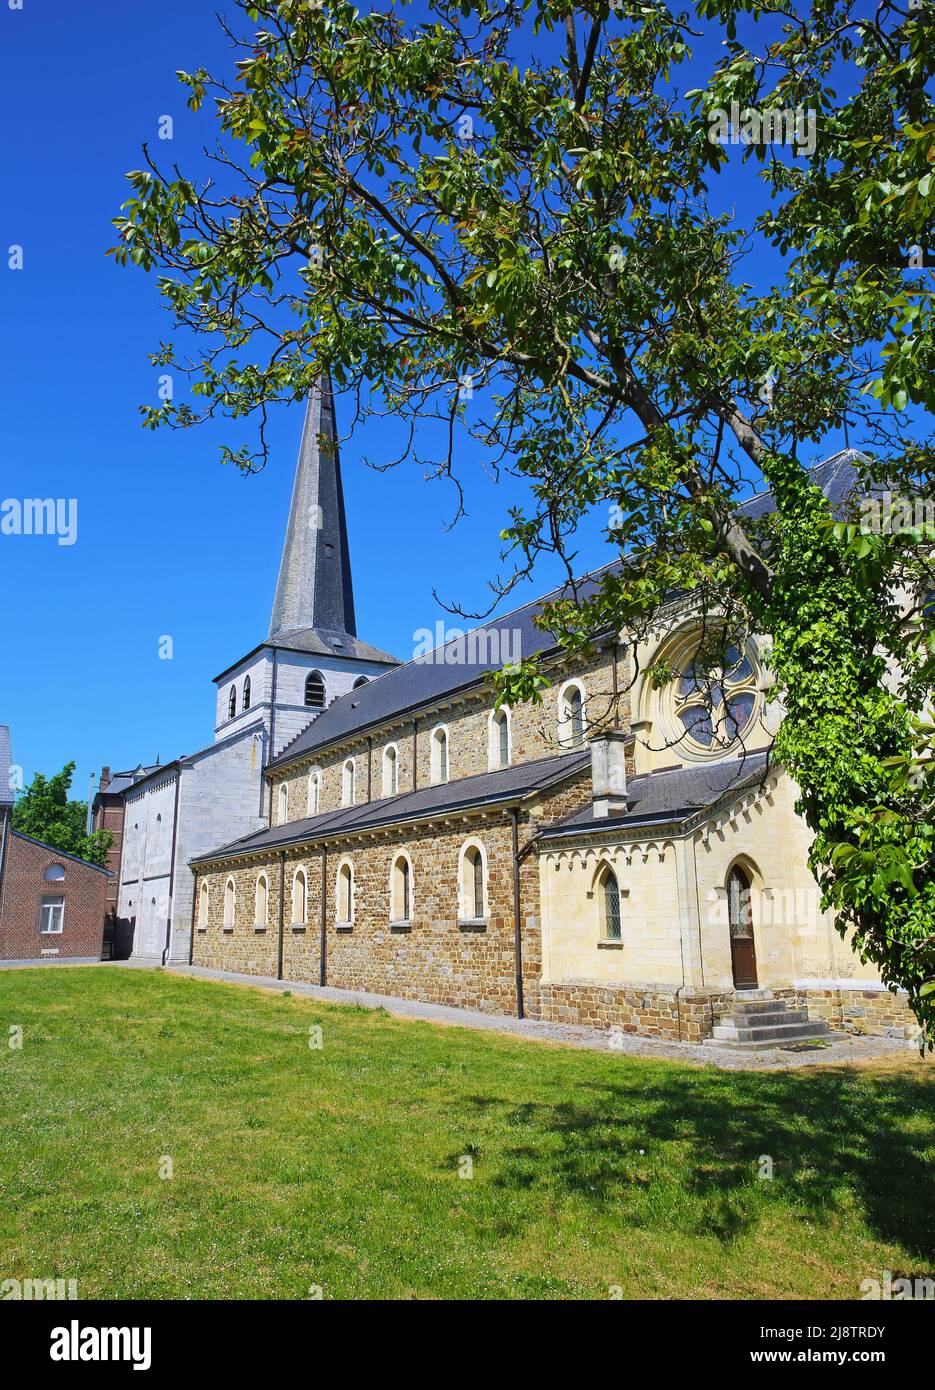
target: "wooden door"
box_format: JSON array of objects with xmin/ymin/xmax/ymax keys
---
[{"xmin": 728, "ymin": 866, "xmax": 758, "ymax": 989}]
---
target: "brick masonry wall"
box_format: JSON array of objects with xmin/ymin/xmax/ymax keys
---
[
  {"xmin": 539, "ymin": 982, "xmax": 736, "ymax": 1042},
  {"xmin": 192, "ymin": 767, "xmax": 593, "ymax": 1016},
  {"xmin": 789, "ymin": 987, "xmax": 920, "ymax": 1038},
  {"xmin": 0, "ymin": 833, "xmax": 109, "ymax": 961},
  {"xmin": 269, "ymin": 644, "xmax": 629, "ymax": 824}
]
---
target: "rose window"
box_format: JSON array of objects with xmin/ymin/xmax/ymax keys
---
[{"xmin": 675, "ymin": 644, "xmax": 758, "ymax": 751}]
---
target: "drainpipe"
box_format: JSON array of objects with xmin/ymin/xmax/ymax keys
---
[
  {"xmin": 366, "ymin": 736, "xmax": 372, "ymax": 802},
  {"xmin": 264, "ymin": 649, "xmax": 280, "ymax": 821},
  {"xmin": 277, "ymin": 850, "xmax": 286, "ymax": 981},
  {"xmin": 188, "ymin": 869, "xmax": 197, "ymax": 966},
  {"xmin": 0, "ymin": 807, "xmax": 9, "ymax": 931},
  {"xmin": 319, "ymin": 844, "xmax": 328, "ymax": 986},
  {"xmin": 161, "ymin": 765, "xmax": 183, "ymax": 966},
  {"xmin": 510, "ymin": 808, "xmax": 525, "ymax": 1020},
  {"xmin": 412, "ymin": 719, "xmax": 418, "ymax": 790}
]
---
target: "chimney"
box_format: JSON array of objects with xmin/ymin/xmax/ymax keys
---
[
  {"xmin": 590, "ymin": 731, "xmax": 629, "ymax": 818},
  {"xmin": 99, "ymin": 766, "xmax": 111, "ymax": 792}
]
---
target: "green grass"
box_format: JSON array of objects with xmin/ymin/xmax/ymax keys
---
[{"xmin": 1, "ymin": 967, "xmax": 932, "ymax": 1300}]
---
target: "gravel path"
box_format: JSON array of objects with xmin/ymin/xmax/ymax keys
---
[{"xmin": 144, "ymin": 962, "xmax": 924, "ymax": 1072}]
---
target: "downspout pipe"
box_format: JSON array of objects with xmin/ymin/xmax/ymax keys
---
[
  {"xmin": 277, "ymin": 850, "xmax": 286, "ymax": 981},
  {"xmin": 188, "ymin": 869, "xmax": 197, "ymax": 966},
  {"xmin": 510, "ymin": 808, "xmax": 525, "ymax": 1020},
  {"xmin": 162, "ymin": 766, "xmax": 183, "ymax": 966},
  {"xmin": 319, "ymin": 844, "xmax": 328, "ymax": 987}
]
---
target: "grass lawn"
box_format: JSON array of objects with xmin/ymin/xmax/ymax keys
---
[{"xmin": 0, "ymin": 966, "xmax": 932, "ymax": 1300}]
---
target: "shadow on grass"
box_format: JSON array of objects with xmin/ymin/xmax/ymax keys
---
[{"xmin": 465, "ymin": 1065, "xmax": 935, "ymax": 1257}]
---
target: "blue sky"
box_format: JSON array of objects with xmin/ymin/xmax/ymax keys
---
[{"xmin": 0, "ymin": 0, "xmax": 853, "ymax": 800}]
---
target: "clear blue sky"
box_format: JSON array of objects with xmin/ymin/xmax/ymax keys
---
[{"xmin": 0, "ymin": 0, "xmax": 852, "ymax": 801}]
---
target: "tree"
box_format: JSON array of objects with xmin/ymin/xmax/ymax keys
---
[
  {"xmin": 13, "ymin": 763, "xmax": 112, "ymax": 867},
  {"xmin": 110, "ymin": 0, "xmax": 934, "ymax": 1037}
]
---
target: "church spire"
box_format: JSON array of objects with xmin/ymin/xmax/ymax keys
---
[{"xmin": 269, "ymin": 374, "xmax": 357, "ymax": 640}]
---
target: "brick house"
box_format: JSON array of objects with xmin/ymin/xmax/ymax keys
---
[{"xmin": 0, "ymin": 726, "xmax": 112, "ymax": 963}]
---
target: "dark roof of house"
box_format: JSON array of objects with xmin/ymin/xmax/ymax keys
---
[
  {"xmin": 11, "ymin": 831, "xmax": 114, "ymax": 875},
  {"xmin": 98, "ymin": 764, "xmax": 162, "ymax": 798},
  {"xmin": 0, "ymin": 726, "xmax": 13, "ymax": 807},
  {"xmin": 267, "ymin": 453, "xmax": 865, "ymax": 774},
  {"xmin": 191, "ymin": 748, "xmax": 591, "ymax": 864},
  {"xmin": 540, "ymin": 749, "xmax": 774, "ymax": 837}
]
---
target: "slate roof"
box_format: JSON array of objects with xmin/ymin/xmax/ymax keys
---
[
  {"xmin": 269, "ymin": 452, "xmax": 865, "ymax": 774},
  {"xmin": 0, "ymin": 726, "xmax": 13, "ymax": 807},
  {"xmin": 539, "ymin": 749, "xmax": 774, "ymax": 837},
  {"xmin": 191, "ymin": 748, "xmax": 591, "ymax": 864}
]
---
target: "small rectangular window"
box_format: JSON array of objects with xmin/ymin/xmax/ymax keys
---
[{"xmin": 39, "ymin": 896, "xmax": 64, "ymax": 934}]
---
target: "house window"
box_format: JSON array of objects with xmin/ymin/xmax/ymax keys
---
[
  {"xmin": 382, "ymin": 745, "xmax": 398, "ymax": 797},
  {"xmin": 39, "ymin": 895, "xmax": 64, "ymax": 934},
  {"xmin": 223, "ymin": 878, "xmax": 236, "ymax": 929},
  {"xmin": 490, "ymin": 708, "xmax": 510, "ymax": 769},
  {"xmin": 243, "ymin": 675, "xmax": 251, "ymax": 711},
  {"xmin": 460, "ymin": 843, "xmax": 486, "ymax": 921},
  {"xmin": 255, "ymin": 873, "xmax": 268, "ymax": 928},
  {"xmin": 44, "ymin": 864, "xmax": 65, "ymax": 882},
  {"xmin": 292, "ymin": 868, "xmax": 307, "ymax": 926},
  {"xmin": 599, "ymin": 866, "xmax": 622, "ymax": 941},
  {"xmin": 675, "ymin": 643, "xmax": 758, "ymax": 752},
  {"xmin": 278, "ymin": 784, "xmax": 289, "ymax": 825},
  {"xmin": 336, "ymin": 860, "xmax": 354, "ymax": 924},
  {"xmin": 307, "ymin": 770, "xmax": 320, "ymax": 817},
  {"xmin": 430, "ymin": 726, "xmax": 449, "ymax": 785},
  {"xmin": 560, "ymin": 682, "xmax": 585, "ymax": 748},
  {"xmin": 391, "ymin": 855, "xmax": 411, "ymax": 923},
  {"xmin": 198, "ymin": 881, "xmax": 209, "ymax": 928},
  {"xmin": 228, "ymin": 685, "xmax": 237, "ymax": 720},
  {"xmin": 353, "ymin": 676, "xmax": 369, "ymax": 689},
  {"xmin": 305, "ymin": 671, "xmax": 326, "ymax": 709},
  {"xmin": 342, "ymin": 758, "xmax": 356, "ymax": 807}
]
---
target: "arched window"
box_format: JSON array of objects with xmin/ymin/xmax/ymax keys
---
[
  {"xmin": 489, "ymin": 708, "xmax": 510, "ymax": 770},
  {"xmin": 342, "ymin": 758, "xmax": 356, "ymax": 807},
  {"xmin": 307, "ymin": 770, "xmax": 320, "ymax": 817},
  {"xmin": 243, "ymin": 675, "xmax": 251, "ymax": 711},
  {"xmin": 198, "ymin": 880, "xmax": 209, "ymax": 928},
  {"xmin": 292, "ymin": 867, "xmax": 307, "ymax": 926},
  {"xmin": 223, "ymin": 877, "xmax": 236, "ymax": 928},
  {"xmin": 430, "ymin": 726, "xmax": 449, "ymax": 785},
  {"xmin": 460, "ymin": 842, "xmax": 487, "ymax": 921},
  {"xmin": 560, "ymin": 682, "xmax": 585, "ymax": 748},
  {"xmin": 43, "ymin": 864, "xmax": 65, "ymax": 882},
  {"xmin": 305, "ymin": 671, "xmax": 326, "ymax": 709},
  {"xmin": 277, "ymin": 783, "xmax": 289, "ymax": 825},
  {"xmin": 336, "ymin": 860, "xmax": 354, "ymax": 924},
  {"xmin": 382, "ymin": 744, "xmax": 398, "ymax": 797},
  {"xmin": 391, "ymin": 855, "xmax": 412, "ymax": 923},
  {"xmin": 353, "ymin": 676, "xmax": 369, "ymax": 689},
  {"xmin": 599, "ymin": 865, "xmax": 622, "ymax": 941},
  {"xmin": 254, "ymin": 873, "xmax": 269, "ymax": 928},
  {"xmin": 228, "ymin": 685, "xmax": 237, "ymax": 720},
  {"xmin": 727, "ymin": 862, "xmax": 758, "ymax": 988}
]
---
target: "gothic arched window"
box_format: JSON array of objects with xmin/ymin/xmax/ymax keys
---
[
  {"xmin": 342, "ymin": 758, "xmax": 356, "ymax": 807},
  {"xmin": 599, "ymin": 865, "xmax": 621, "ymax": 941},
  {"xmin": 307, "ymin": 770, "xmax": 320, "ymax": 817},
  {"xmin": 460, "ymin": 843, "xmax": 486, "ymax": 921},
  {"xmin": 305, "ymin": 672, "xmax": 326, "ymax": 709},
  {"xmin": 278, "ymin": 783, "xmax": 289, "ymax": 825},
  {"xmin": 383, "ymin": 745, "xmax": 398, "ymax": 797},
  {"xmin": 292, "ymin": 868, "xmax": 308, "ymax": 926},
  {"xmin": 198, "ymin": 880, "xmax": 209, "ymax": 928},
  {"xmin": 391, "ymin": 855, "xmax": 411, "ymax": 923},
  {"xmin": 337, "ymin": 860, "xmax": 354, "ymax": 924},
  {"xmin": 490, "ymin": 708, "xmax": 510, "ymax": 769},
  {"xmin": 243, "ymin": 675, "xmax": 251, "ymax": 711},
  {"xmin": 223, "ymin": 877, "xmax": 235, "ymax": 929},
  {"xmin": 228, "ymin": 685, "xmax": 237, "ymax": 720},
  {"xmin": 255, "ymin": 873, "xmax": 268, "ymax": 928},
  {"xmin": 430, "ymin": 726, "xmax": 449, "ymax": 785}
]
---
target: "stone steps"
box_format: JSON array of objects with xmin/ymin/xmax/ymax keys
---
[{"xmin": 709, "ymin": 991, "xmax": 833, "ymax": 1051}]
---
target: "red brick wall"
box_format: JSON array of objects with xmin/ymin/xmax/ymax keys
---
[
  {"xmin": 0, "ymin": 832, "xmax": 109, "ymax": 961},
  {"xmin": 92, "ymin": 797, "xmax": 125, "ymax": 913}
]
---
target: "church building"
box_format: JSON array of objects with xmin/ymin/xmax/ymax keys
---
[
  {"xmin": 113, "ymin": 379, "xmax": 398, "ymax": 963},
  {"xmin": 186, "ymin": 450, "xmax": 918, "ymax": 1045}
]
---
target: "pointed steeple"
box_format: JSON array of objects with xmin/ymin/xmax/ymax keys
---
[{"xmin": 269, "ymin": 375, "xmax": 357, "ymax": 640}]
